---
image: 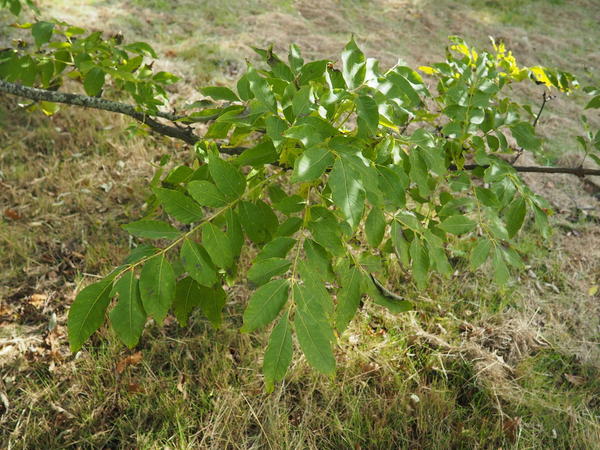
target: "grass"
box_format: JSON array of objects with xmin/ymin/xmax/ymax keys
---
[{"xmin": 1, "ymin": 0, "xmax": 600, "ymax": 448}]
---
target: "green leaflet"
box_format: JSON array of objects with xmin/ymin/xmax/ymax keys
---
[
  {"xmin": 510, "ymin": 122, "xmax": 541, "ymax": 151},
  {"xmin": 246, "ymin": 64, "xmax": 277, "ymax": 112},
  {"xmin": 225, "ymin": 209, "xmax": 244, "ymax": 258},
  {"xmin": 298, "ymin": 60, "xmax": 328, "ymax": 86},
  {"xmin": 139, "ymin": 254, "xmax": 176, "ymax": 326},
  {"xmin": 335, "ymin": 266, "xmax": 363, "ymax": 333},
  {"xmin": 241, "ymin": 279, "xmax": 289, "ymax": 332},
  {"xmin": 474, "ymin": 187, "xmax": 499, "ymax": 208},
  {"xmin": 355, "ymin": 95, "xmax": 379, "ymax": 137},
  {"xmin": 585, "ymin": 95, "xmax": 600, "ymax": 109},
  {"xmin": 83, "ymin": 67, "xmax": 105, "ymax": 96},
  {"xmin": 68, "ymin": 278, "xmax": 113, "ymax": 352},
  {"xmin": 153, "ymin": 187, "xmax": 203, "ymax": 224},
  {"xmin": 173, "ymin": 276, "xmax": 202, "ymax": 327},
  {"xmin": 109, "ymin": 270, "xmax": 146, "ymax": 348},
  {"xmin": 201, "ymin": 223, "xmax": 234, "ymax": 269},
  {"xmin": 292, "ymin": 85, "xmax": 314, "ymax": 118},
  {"xmin": 235, "ymin": 140, "xmax": 278, "ymax": 167},
  {"xmin": 273, "ymin": 194, "xmax": 305, "ymax": 214},
  {"xmin": 377, "ymin": 166, "xmax": 407, "ymax": 209},
  {"xmin": 207, "ymin": 151, "xmax": 246, "ymax": 202},
  {"xmin": 505, "ymin": 197, "xmax": 526, "ymax": 238},
  {"xmin": 297, "ymin": 261, "xmax": 334, "ymax": 315},
  {"xmin": 247, "ymin": 257, "xmax": 291, "ymax": 286},
  {"xmin": 31, "ymin": 21, "xmax": 54, "ymax": 47},
  {"xmin": 256, "ymin": 237, "xmax": 296, "ymax": 261},
  {"xmin": 365, "ymin": 208, "xmax": 386, "ymax": 248},
  {"xmin": 470, "ymin": 238, "xmax": 492, "ymax": 270},
  {"xmin": 238, "ymin": 200, "xmax": 279, "ymax": 244},
  {"xmin": 328, "ymin": 157, "xmax": 365, "ymax": 228},
  {"xmin": 200, "ymin": 86, "xmax": 239, "ymax": 102},
  {"xmin": 293, "ymin": 283, "xmax": 336, "ymax": 375},
  {"xmin": 265, "ymin": 115, "xmax": 287, "ymax": 148},
  {"xmin": 291, "ymin": 146, "xmax": 334, "ymax": 183},
  {"xmin": 197, "ymin": 284, "xmax": 227, "ymax": 328},
  {"xmin": 341, "ymin": 36, "xmax": 366, "ymax": 89},
  {"xmin": 438, "ymin": 215, "xmax": 477, "ymax": 235},
  {"xmin": 124, "ymin": 245, "xmax": 159, "ymax": 264},
  {"xmin": 303, "ymin": 239, "xmax": 335, "ymax": 283},
  {"xmin": 410, "ymin": 238, "xmax": 429, "ymax": 289},
  {"xmin": 263, "ymin": 311, "xmax": 293, "ymax": 392},
  {"xmin": 276, "ymin": 217, "xmax": 303, "ymax": 237},
  {"xmin": 493, "ymin": 247, "xmax": 510, "ymax": 285},
  {"xmin": 288, "ymin": 43, "xmax": 304, "ymax": 74},
  {"xmin": 122, "ymin": 220, "xmax": 180, "ymax": 240},
  {"xmin": 180, "ymin": 238, "xmax": 218, "ymax": 286},
  {"xmin": 307, "ymin": 218, "xmax": 345, "ymax": 257},
  {"xmin": 187, "ymin": 180, "xmax": 228, "ymax": 207},
  {"xmin": 391, "ymin": 220, "xmax": 410, "ymax": 267}
]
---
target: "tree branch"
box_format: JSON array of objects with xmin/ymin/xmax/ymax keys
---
[
  {"xmin": 458, "ymin": 164, "xmax": 600, "ymax": 177},
  {"xmin": 0, "ymin": 79, "xmax": 250, "ymax": 155},
  {"xmin": 2, "ymin": 80, "xmax": 599, "ymax": 176}
]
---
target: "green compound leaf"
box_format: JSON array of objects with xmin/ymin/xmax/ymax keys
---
[
  {"xmin": 153, "ymin": 187, "xmax": 203, "ymax": 224},
  {"xmin": 109, "ymin": 270, "xmax": 146, "ymax": 348},
  {"xmin": 263, "ymin": 310, "xmax": 293, "ymax": 392},
  {"xmin": 241, "ymin": 279, "xmax": 289, "ymax": 332},
  {"xmin": 139, "ymin": 254, "xmax": 176, "ymax": 326},
  {"xmin": 68, "ymin": 278, "xmax": 114, "ymax": 352}
]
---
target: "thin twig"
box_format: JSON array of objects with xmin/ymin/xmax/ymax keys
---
[{"xmin": 532, "ymin": 91, "xmax": 549, "ymax": 129}]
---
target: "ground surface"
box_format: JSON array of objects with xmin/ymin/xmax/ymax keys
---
[{"xmin": 1, "ymin": 0, "xmax": 600, "ymax": 448}]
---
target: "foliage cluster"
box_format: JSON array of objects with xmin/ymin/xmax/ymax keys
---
[{"xmin": 2, "ymin": 1, "xmax": 599, "ymax": 391}]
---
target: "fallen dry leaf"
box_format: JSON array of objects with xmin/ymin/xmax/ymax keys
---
[
  {"xmin": 177, "ymin": 373, "xmax": 187, "ymax": 399},
  {"xmin": 3, "ymin": 208, "xmax": 21, "ymax": 220},
  {"xmin": 126, "ymin": 383, "xmax": 144, "ymax": 393},
  {"xmin": 502, "ymin": 416, "xmax": 521, "ymax": 442},
  {"xmin": 564, "ymin": 373, "xmax": 586, "ymax": 386},
  {"xmin": 116, "ymin": 351, "xmax": 143, "ymax": 374},
  {"xmin": 28, "ymin": 293, "xmax": 48, "ymax": 308}
]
